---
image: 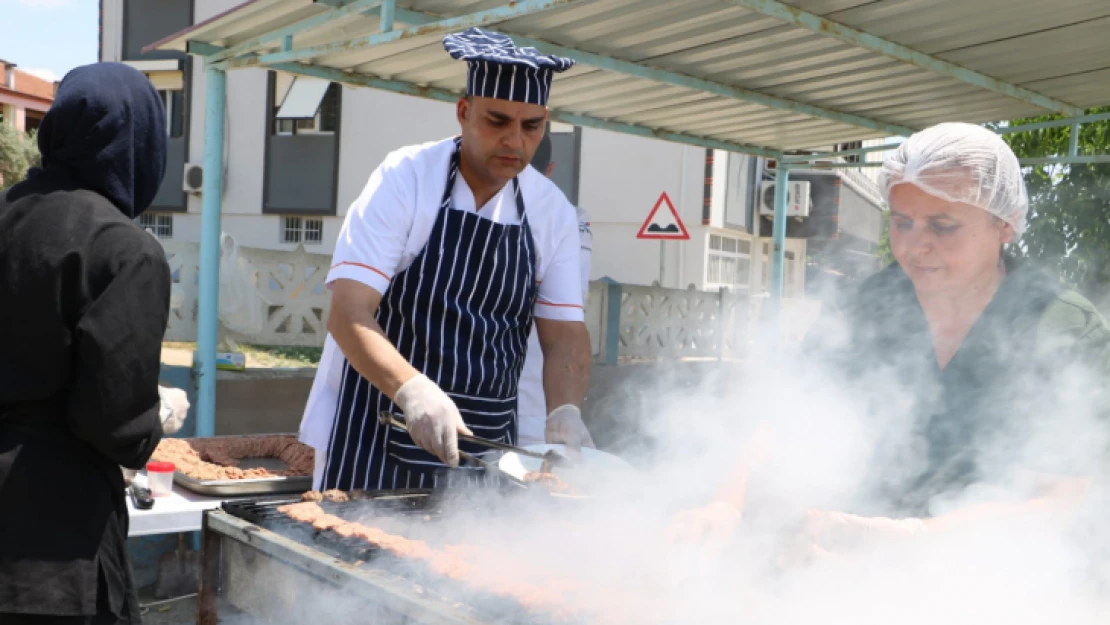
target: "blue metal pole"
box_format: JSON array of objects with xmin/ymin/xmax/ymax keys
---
[
  {"xmin": 195, "ymin": 64, "xmax": 226, "ymax": 439},
  {"xmin": 769, "ymin": 166, "xmax": 790, "ymax": 302},
  {"xmin": 379, "ymin": 0, "xmax": 395, "ymax": 32}
]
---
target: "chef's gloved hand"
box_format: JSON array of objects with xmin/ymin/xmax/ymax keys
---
[
  {"xmin": 545, "ymin": 404, "xmax": 595, "ymax": 453},
  {"xmin": 158, "ymin": 385, "xmax": 190, "ymax": 435},
  {"xmin": 395, "ymin": 374, "xmax": 472, "ymax": 467}
]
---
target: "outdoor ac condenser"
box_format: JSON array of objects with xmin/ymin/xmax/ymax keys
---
[{"xmin": 758, "ymin": 180, "xmax": 811, "ymax": 218}]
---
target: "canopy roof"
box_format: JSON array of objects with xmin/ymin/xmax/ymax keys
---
[{"xmin": 149, "ymin": 0, "xmax": 1110, "ymax": 157}]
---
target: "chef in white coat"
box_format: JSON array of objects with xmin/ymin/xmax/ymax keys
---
[
  {"xmin": 516, "ymin": 132, "xmax": 594, "ymax": 447},
  {"xmin": 299, "ymin": 28, "xmax": 594, "ymax": 491}
]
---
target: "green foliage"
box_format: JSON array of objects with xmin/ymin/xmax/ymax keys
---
[
  {"xmin": 875, "ymin": 211, "xmax": 894, "ymax": 267},
  {"xmin": 996, "ymin": 107, "xmax": 1110, "ymax": 301},
  {"xmin": 0, "ymin": 125, "xmax": 40, "ymax": 189}
]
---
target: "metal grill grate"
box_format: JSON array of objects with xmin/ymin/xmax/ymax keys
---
[{"xmin": 219, "ymin": 490, "xmax": 570, "ymax": 625}]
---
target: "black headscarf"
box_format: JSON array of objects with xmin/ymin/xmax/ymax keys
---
[{"xmin": 8, "ymin": 62, "xmax": 167, "ymax": 219}]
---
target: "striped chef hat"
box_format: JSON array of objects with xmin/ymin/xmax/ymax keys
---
[{"xmin": 443, "ymin": 27, "xmax": 575, "ymax": 107}]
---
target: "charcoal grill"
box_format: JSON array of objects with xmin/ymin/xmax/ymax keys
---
[{"xmin": 198, "ymin": 487, "xmax": 582, "ymax": 625}]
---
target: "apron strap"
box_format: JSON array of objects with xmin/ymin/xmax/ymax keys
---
[{"xmin": 442, "ymin": 138, "xmax": 526, "ymax": 222}]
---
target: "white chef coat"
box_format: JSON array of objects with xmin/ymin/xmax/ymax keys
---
[
  {"xmin": 300, "ymin": 137, "xmax": 585, "ymax": 484},
  {"xmin": 515, "ymin": 206, "xmax": 592, "ymax": 445}
]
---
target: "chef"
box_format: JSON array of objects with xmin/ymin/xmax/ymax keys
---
[
  {"xmin": 516, "ymin": 132, "xmax": 594, "ymax": 447},
  {"xmin": 300, "ymin": 27, "xmax": 594, "ymax": 491}
]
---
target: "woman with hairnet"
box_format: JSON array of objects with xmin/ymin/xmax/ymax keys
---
[{"xmin": 668, "ymin": 122, "xmax": 1110, "ymax": 561}]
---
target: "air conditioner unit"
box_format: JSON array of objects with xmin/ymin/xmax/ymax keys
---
[
  {"xmin": 759, "ymin": 180, "xmax": 811, "ymax": 218},
  {"xmin": 183, "ymin": 163, "xmax": 203, "ymax": 194}
]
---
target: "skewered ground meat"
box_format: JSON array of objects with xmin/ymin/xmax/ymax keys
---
[
  {"xmin": 523, "ymin": 472, "xmax": 576, "ymax": 495},
  {"xmin": 151, "ymin": 436, "xmax": 314, "ymax": 481},
  {"xmin": 301, "ymin": 489, "xmax": 356, "ymax": 503},
  {"xmin": 277, "ymin": 502, "xmax": 565, "ymax": 611}
]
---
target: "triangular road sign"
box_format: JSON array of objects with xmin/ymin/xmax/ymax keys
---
[{"xmin": 636, "ymin": 191, "xmax": 690, "ymax": 240}]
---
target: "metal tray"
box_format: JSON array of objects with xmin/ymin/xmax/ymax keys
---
[
  {"xmin": 173, "ymin": 471, "xmax": 312, "ymax": 496},
  {"xmin": 167, "ymin": 435, "xmax": 314, "ymax": 496}
]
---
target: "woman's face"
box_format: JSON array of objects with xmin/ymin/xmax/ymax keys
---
[{"xmin": 888, "ymin": 183, "xmax": 1014, "ymax": 296}]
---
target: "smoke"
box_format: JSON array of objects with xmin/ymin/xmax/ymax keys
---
[{"xmin": 230, "ymin": 270, "xmax": 1109, "ymax": 625}]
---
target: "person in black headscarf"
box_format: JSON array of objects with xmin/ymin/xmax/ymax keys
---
[{"xmin": 0, "ymin": 62, "xmax": 172, "ymax": 624}]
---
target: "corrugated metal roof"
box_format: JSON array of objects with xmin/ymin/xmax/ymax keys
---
[{"xmin": 148, "ymin": 0, "xmax": 1110, "ymax": 154}]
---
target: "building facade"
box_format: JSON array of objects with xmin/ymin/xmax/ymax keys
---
[
  {"xmin": 101, "ymin": 0, "xmax": 889, "ymax": 298},
  {"xmin": 0, "ymin": 60, "xmax": 55, "ymax": 133}
]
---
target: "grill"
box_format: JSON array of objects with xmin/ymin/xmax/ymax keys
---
[{"xmin": 200, "ymin": 487, "xmax": 584, "ymax": 625}]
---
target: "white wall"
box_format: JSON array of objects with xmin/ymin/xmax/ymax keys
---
[
  {"xmin": 578, "ymin": 129, "xmax": 707, "ymax": 289},
  {"xmin": 335, "ymin": 87, "xmax": 458, "ymax": 217},
  {"xmin": 101, "ymin": 0, "xmax": 124, "ymax": 63}
]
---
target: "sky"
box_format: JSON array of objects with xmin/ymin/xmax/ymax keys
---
[{"xmin": 0, "ymin": 0, "xmax": 99, "ymax": 82}]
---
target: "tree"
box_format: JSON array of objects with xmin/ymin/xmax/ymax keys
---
[
  {"xmin": 995, "ymin": 107, "xmax": 1110, "ymax": 303},
  {"xmin": 0, "ymin": 125, "xmax": 40, "ymax": 189},
  {"xmin": 875, "ymin": 211, "xmax": 894, "ymax": 267}
]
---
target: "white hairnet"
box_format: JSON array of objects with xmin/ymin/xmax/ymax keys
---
[{"xmin": 879, "ymin": 122, "xmax": 1028, "ymax": 236}]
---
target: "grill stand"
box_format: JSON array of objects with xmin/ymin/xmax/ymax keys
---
[{"xmin": 196, "ymin": 508, "xmax": 494, "ymax": 625}]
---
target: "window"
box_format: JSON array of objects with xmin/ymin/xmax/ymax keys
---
[
  {"xmin": 281, "ymin": 216, "xmax": 324, "ymax": 245},
  {"xmin": 157, "ymin": 89, "xmax": 185, "ymax": 138},
  {"xmin": 272, "ymin": 73, "xmax": 339, "ymax": 136},
  {"xmin": 706, "ymin": 233, "xmax": 752, "ymax": 290},
  {"xmin": 137, "ymin": 213, "xmax": 173, "ymax": 239},
  {"xmin": 834, "ymin": 140, "xmax": 864, "ymax": 164}
]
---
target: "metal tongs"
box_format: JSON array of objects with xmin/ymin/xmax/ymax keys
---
[{"xmin": 377, "ymin": 412, "xmax": 570, "ymax": 480}]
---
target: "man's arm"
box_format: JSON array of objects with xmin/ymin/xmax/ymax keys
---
[
  {"xmin": 326, "ymin": 279, "xmax": 419, "ymax": 399},
  {"xmin": 535, "ymin": 318, "xmax": 591, "ymax": 412}
]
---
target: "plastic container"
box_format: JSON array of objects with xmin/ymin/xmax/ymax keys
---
[{"xmin": 146, "ymin": 461, "xmax": 176, "ymax": 497}]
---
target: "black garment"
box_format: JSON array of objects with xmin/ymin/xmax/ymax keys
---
[
  {"xmin": 0, "ymin": 63, "xmax": 170, "ymax": 624},
  {"xmin": 806, "ymin": 259, "xmax": 1110, "ymax": 516}
]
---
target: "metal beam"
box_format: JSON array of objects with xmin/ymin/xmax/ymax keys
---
[
  {"xmin": 214, "ymin": 51, "xmax": 784, "ymax": 158},
  {"xmin": 782, "ymin": 142, "xmax": 903, "ymax": 163},
  {"xmin": 727, "ymin": 0, "xmax": 1083, "ymax": 117},
  {"xmin": 222, "ymin": 0, "xmax": 591, "ymax": 69},
  {"xmin": 206, "ymin": 0, "xmax": 382, "ymax": 63},
  {"xmin": 379, "ymin": 6, "xmax": 915, "ymax": 138},
  {"xmin": 1020, "ymin": 155, "xmax": 1110, "ymax": 166},
  {"xmin": 995, "ymin": 112, "xmax": 1110, "ymax": 134}
]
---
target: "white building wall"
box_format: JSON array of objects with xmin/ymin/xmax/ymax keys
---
[
  {"xmin": 100, "ymin": 0, "xmax": 124, "ymax": 63},
  {"xmin": 579, "ymin": 131, "xmax": 707, "ymax": 289}
]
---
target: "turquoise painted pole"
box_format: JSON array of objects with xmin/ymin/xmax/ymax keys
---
[
  {"xmin": 769, "ymin": 166, "xmax": 790, "ymax": 302},
  {"xmin": 195, "ymin": 64, "xmax": 227, "ymax": 439},
  {"xmin": 379, "ymin": 0, "xmax": 395, "ymax": 32}
]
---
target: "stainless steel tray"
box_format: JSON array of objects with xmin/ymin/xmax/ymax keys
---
[
  {"xmin": 173, "ymin": 471, "xmax": 312, "ymax": 496},
  {"xmin": 166, "ymin": 434, "xmax": 313, "ymax": 497}
]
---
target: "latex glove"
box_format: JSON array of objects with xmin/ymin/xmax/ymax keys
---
[
  {"xmin": 394, "ymin": 374, "xmax": 472, "ymax": 467},
  {"xmin": 664, "ymin": 501, "xmax": 743, "ymax": 546},
  {"xmin": 544, "ymin": 404, "xmax": 595, "ymax": 453},
  {"xmin": 158, "ymin": 386, "xmax": 190, "ymax": 435}
]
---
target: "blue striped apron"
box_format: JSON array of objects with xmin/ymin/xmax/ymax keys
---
[{"xmin": 322, "ymin": 138, "xmax": 538, "ymax": 491}]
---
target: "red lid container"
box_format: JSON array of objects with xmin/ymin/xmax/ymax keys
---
[{"xmin": 146, "ymin": 461, "xmax": 176, "ymax": 473}]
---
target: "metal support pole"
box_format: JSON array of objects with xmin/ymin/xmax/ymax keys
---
[
  {"xmin": 659, "ymin": 241, "xmax": 665, "ymax": 286},
  {"xmin": 380, "ymin": 0, "xmax": 395, "ymax": 32},
  {"xmin": 1069, "ymin": 122, "xmax": 1080, "ymax": 158},
  {"xmin": 195, "ymin": 64, "xmax": 226, "ymax": 439},
  {"xmin": 769, "ymin": 166, "xmax": 790, "ymax": 302}
]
